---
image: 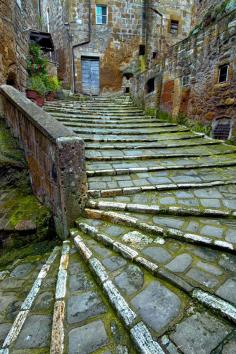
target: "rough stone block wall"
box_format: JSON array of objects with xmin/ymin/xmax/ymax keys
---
[
  {"xmin": 0, "ymin": 0, "xmax": 40, "ymax": 90},
  {"xmin": 0, "ymin": 85, "xmax": 88, "ymax": 238},
  {"xmin": 161, "ymin": 9, "xmax": 236, "ymax": 133},
  {"xmin": 41, "ymin": 0, "xmax": 71, "ymax": 88}
]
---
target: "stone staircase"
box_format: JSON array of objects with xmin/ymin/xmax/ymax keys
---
[{"xmin": 1, "ymin": 96, "xmax": 236, "ymax": 353}]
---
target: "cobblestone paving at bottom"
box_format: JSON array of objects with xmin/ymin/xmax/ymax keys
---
[{"xmin": 0, "ymin": 96, "xmax": 231, "ymax": 352}]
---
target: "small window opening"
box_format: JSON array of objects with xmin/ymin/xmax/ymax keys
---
[
  {"xmin": 212, "ymin": 118, "xmax": 231, "ymax": 140},
  {"xmin": 139, "ymin": 45, "xmax": 146, "ymax": 56},
  {"xmin": 170, "ymin": 20, "xmax": 179, "ymax": 35},
  {"xmin": 6, "ymin": 72, "xmax": 17, "ymax": 87},
  {"xmin": 96, "ymin": 5, "xmax": 107, "ymax": 25},
  {"xmin": 125, "ymin": 87, "xmax": 130, "ymax": 94},
  {"xmin": 152, "ymin": 52, "xmax": 158, "ymax": 59},
  {"xmin": 146, "ymin": 78, "xmax": 155, "ymax": 94},
  {"xmin": 218, "ymin": 64, "xmax": 229, "ymax": 83}
]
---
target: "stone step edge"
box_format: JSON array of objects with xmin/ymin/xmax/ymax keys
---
[
  {"xmin": 83, "ymin": 208, "xmax": 236, "ymax": 253},
  {"xmin": 88, "ymin": 180, "xmax": 236, "ymax": 198},
  {"xmin": 72, "ymin": 128, "xmax": 190, "ymax": 136},
  {"xmin": 85, "ymin": 141, "xmax": 222, "ymax": 150},
  {"xmin": 50, "ymin": 241, "xmax": 70, "ymax": 354},
  {"xmin": 75, "ymin": 223, "xmax": 236, "ymax": 324},
  {"xmin": 82, "ymin": 134, "xmax": 205, "ymax": 143},
  {"xmin": 57, "ymin": 121, "xmax": 175, "ymax": 128},
  {"xmin": 86, "ymin": 200, "xmax": 235, "ymax": 218},
  {"xmin": 1, "ymin": 246, "xmax": 61, "ymax": 351},
  {"xmin": 70, "ymin": 230, "xmax": 165, "ymax": 354},
  {"xmin": 86, "ymin": 159, "xmax": 236, "ymax": 172}
]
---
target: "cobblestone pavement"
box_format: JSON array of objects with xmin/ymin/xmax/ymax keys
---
[{"xmin": 1, "ymin": 96, "xmax": 236, "ymax": 353}]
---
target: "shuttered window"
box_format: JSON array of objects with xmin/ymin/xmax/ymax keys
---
[{"xmin": 96, "ymin": 5, "xmax": 107, "ymax": 25}]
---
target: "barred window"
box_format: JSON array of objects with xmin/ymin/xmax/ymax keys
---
[
  {"xmin": 170, "ymin": 20, "xmax": 179, "ymax": 35},
  {"xmin": 212, "ymin": 118, "xmax": 232, "ymax": 140}
]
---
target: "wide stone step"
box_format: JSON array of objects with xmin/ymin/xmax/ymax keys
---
[
  {"xmin": 72, "ymin": 226, "xmax": 236, "ymax": 352},
  {"xmin": 69, "ymin": 126, "xmax": 190, "ymax": 136},
  {"xmin": 86, "ymin": 138, "xmax": 222, "ymax": 150},
  {"xmin": 57, "ymin": 121, "xmax": 176, "ymax": 129},
  {"xmin": 81, "ymin": 132, "xmax": 203, "ymax": 142},
  {"xmin": 83, "ymin": 208, "xmax": 236, "ymax": 253}
]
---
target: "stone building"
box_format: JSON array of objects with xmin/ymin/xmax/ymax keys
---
[
  {"xmin": 131, "ymin": 0, "xmax": 236, "ymax": 140},
  {"xmin": 41, "ymin": 0, "xmax": 194, "ymax": 95},
  {"xmin": 0, "ymin": 0, "xmax": 41, "ymax": 90}
]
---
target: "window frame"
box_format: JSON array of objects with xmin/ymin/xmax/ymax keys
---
[
  {"xmin": 170, "ymin": 20, "xmax": 179, "ymax": 35},
  {"xmin": 96, "ymin": 5, "xmax": 108, "ymax": 25},
  {"xmin": 218, "ymin": 63, "xmax": 229, "ymax": 84}
]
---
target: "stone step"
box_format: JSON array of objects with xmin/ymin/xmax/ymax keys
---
[
  {"xmin": 81, "ymin": 132, "xmax": 203, "ymax": 142},
  {"xmin": 83, "ymin": 208, "xmax": 236, "ymax": 253},
  {"xmin": 0, "ymin": 246, "xmax": 60, "ymax": 352},
  {"xmin": 70, "ymin": 126, "xmax": 190, "ymax": 136},
  {"xmin": 88, "ymin": 179, "xmax": 236, "ymax": 198},
  {"xmin": 53, "ymin": 114, "xmax": 157, "ymax": 123},
  {"xmin": 87, "ymin": 199, "xmax": 234, "ymax": 218},
  {"xmin": 71, "ymin": 227, "xmax": 236, "ymax": 352},
  {"xmin": 70, "ymin": 231, "xmax": 166, "ymax": 353},
  {"xmin": 76, "ymin": 220, "xmax": 236, "ymax": 324},
  {"xmin": 57, "ymin": 121, "xmax": 176, "ymax": 129},
  {"xmin": 86, "ymin": 139, "xmax": 222, "ymax": 150}
]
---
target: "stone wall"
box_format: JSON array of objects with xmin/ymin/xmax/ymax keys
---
[
  {"xmin": 160, "ymin": 7, "xmax": 236, "ymax": 135},
  {"xmin": 0, "ymin": 0, "xmax": 40, "ymax": 90},
  {"xmin": 131, "ymin": 4, "xmax": 236, "ymax": 139},
  {"xmin": 0, "ymin": 85, "xmax": 88, "ymax": 238},
  {"xmin": 40, "ymin": 0, "xmax": 71, "ymax": 88}
]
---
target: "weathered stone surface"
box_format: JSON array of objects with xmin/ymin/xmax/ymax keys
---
[
  {"xmin": 68, "ymin": 320, "xmax": 108, "ymax": 354},
  {"xmin": 67, "ymin": 292, "xmax": 107, "ymax": 324},
  {"xmin": 10, "ymin": 264, "xmax": 34, "ymax": 279},
  {"xmin": 114, "ymin": 265, "xmax": 144, "ymax": 295},
  {"xmin": 122, "ymin": 231, "xmax": 153, "ymax": 249},
  {"xmin": 102, "ymin": 256, "xmax": 127, "ymax": 272},
  {"xmin": 186, "ymin": 267, "xmax": 219, "ymax": 288},
  {"xmin": 143, "ymin": 247, "xmax": 172, "ymax": 264},
  {"xmin": 131, "ymin": 282, "xmax": 181, "ymax": 332},
  {"xmin": 170, "ymin": 313, "xmax": 232, "ymax": 354},
  {"xmin": 216, "ymin": 279, "xmax": 236, "ymax": 306},
  {"xmin": 165, "ymin": 254, "xmax": 192, "ymax": 273},
  {"xmin": 15, "ymin": 315, "xmax": 51, "ymax": 349}
]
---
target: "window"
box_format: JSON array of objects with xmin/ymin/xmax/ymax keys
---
[
  {"xmin": 146, "ymin": 78, "xmax": 155, "ymax": 94},
  {"xmin": 96, "ymin": 5, "xmax": 107, "ymax": 25},
  {"xmin": 170, "ymin": 20, "xmax": 179, "ymax": 35},
  {"xmin": 218, "ymin": 64, "xmax": 229, "ymax": 83},
  {"xmin": 152, "ymin": 52, "xmax": 158, "ymax": 59},
  {"xmin": 212, "ymin": 118, "xmax": 232, "ymax": 140},
  {"xmin": 139, "ymin": 45, "xmax": 146, "ymax": 56}
]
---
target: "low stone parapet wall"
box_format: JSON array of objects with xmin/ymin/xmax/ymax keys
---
[{"xmin": 0, "ymin": 85, "xmax": 87, "ymax": 239}]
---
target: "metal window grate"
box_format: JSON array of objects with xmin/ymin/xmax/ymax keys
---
[
  {"xmin": 170, "ymin": 20, "xmax": 179, "ymax": 35},
  {"xmin": 212, "ymin": 120, "xmax": 231, "ymax": 140}
]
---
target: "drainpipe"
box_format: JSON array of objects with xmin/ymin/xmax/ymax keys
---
[{"xmin": 71, "ymin": 0, "xmax": 91, "ymax": 93}]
